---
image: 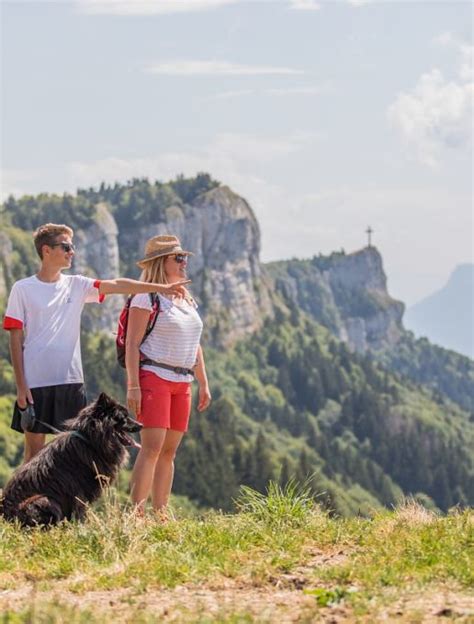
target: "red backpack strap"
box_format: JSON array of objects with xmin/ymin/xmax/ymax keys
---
[{"xmin": 144, "ymin": 292, "xmax": 160, "ymax": 338}]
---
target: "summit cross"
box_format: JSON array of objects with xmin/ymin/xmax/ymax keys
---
[{"xmin": 366, "ymin": 226, "xmax": 374, "ymax": 247}]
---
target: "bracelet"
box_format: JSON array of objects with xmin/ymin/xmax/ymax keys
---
[{"xmin": 127, "ymin": 386, "xmax": 140, "ymax": 391}]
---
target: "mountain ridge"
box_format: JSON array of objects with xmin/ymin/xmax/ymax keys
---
[{"xmin": 404, "ymin": 263, "xmax": 474, "ymax": 358}]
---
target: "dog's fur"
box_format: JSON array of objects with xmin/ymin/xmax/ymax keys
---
[{"xmin": 0, "ymin": 392, "xmax": 141, "ymax": 527}]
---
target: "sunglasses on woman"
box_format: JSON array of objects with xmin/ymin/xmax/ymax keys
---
[
  {"xmin": 50, "ymin": 242, "xmax": 75, "ymax": 253},
  {"xmin": 172, "ymin": 254, "xmax": 187, "ymax": 264}
]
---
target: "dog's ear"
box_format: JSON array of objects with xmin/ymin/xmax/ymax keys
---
[{"xmin": 96, "ymin": 392, "xmax": 112, "ymax": 409}]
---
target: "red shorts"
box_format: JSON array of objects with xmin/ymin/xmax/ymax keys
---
[{"xmin": 138, "ymin": 370, "xmax": 192, "ymax": 432}]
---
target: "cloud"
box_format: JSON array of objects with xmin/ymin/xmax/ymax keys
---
[
  {"xmin": 388, "ymin": 38, "xmax": 473, "ymax": 167},
  {"xmin": 288, "ymin": 0, "xmax": 321, "ymax": 10},
  {"xmin": 143, "ymin": 60, "xmax": 304, "ymax": 76},
  {"xmin": 77, "ymin": 0, "xmax": 237, "ymax": 15},
  {"xmin": 434, "ymin": 31, "xmax": 473, "ymax": 82}
]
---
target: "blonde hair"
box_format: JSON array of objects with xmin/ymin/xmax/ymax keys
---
[
  {"xmin": 140, "ymin": 255, "xmax": 193, "ymax": 303},
  {"xmin": 139, "ymin": 256, "xmax": 168, "ymax": 285},
  {"xmin": 33, "ymin": 223, "xmax": 74, "ymax": 259}
]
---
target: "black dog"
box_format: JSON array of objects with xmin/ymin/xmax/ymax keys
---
[{"xmin": 0, "ymin": 392, "xmax": 141, "ymax": 527}]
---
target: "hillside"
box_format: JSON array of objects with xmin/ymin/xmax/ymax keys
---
[
  {"xmin": 0, "ymin": 176, "xmax": 473, "ymax": 515},
  {"xmin": 267, "ymin": 253, "xmax": 474, "ymax": 414},
  {"xmin": 0, "ymin": 492, "xmax": 472, "ymax": 623},
  {"xmin": 405, "ymin": 264, "xmax": 474, "ymax": 359}
]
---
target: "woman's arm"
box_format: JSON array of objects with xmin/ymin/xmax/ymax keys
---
[
  {"xmin": 125, "ymin": 307, "xmax": 150, "ymax": 417},
  {"xmin": 194, "ymin": 345, "xmax": 211, "ymax": 412},
  {"xmin": 99, "ymin": 278, "xmax": 191, "ymax": 297}
]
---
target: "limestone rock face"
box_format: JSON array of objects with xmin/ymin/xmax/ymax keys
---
[
  {"xmin": 73, "ymin": 203, "xmax": 124, "ymax": 332},
  {"xmin": 326, "ymin": 247, "xmax": 387, "ymax": 292},
  {"xmin": 326, "ymin": 248, "xmax": 404, "ymax": 352},
  {"xmin": 267, "ymin": 247, "xmax": 405, "ymax": 353},
  {"xmin": 127, "ymin": 186, "xmax": 273, "ymax": 345}
]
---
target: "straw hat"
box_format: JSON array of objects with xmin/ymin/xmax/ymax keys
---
[{"xmin": 136, "ymin": 235, "xmax": 193, "ymax": 269}]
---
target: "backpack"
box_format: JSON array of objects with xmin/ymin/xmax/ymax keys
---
[{"xmin": 116, "ymin": 293, "xmax": 160, "ymax": 368}]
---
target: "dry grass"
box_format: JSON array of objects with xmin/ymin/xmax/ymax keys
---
[{"xmin": 0, "ymin": 487, "xmax": 473, "ymax": 622}]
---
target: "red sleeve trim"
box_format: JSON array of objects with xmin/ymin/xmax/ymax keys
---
[
  {"xmin": 93, "ymin": 279, "xmax": 105, "ymax": 303},
  {"xmin": 3, "ymin": 316, "xmax": 24, "ymax": 330}
]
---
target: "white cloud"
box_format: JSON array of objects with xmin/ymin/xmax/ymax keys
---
[
  {"xmin": 288, "ymin": 0, "xmax": 321, "ymax": 11},
  {"xmin": 143, "ymin": 60, "xmax": 304, "ymax": 76},
  {"xmin": 77, "ymin": 0, "xmax": 237, "ymax": 15},
  {"xmin": 388, "ymin": 38, "xmax": 473, "ymax": 167},
  {"xmin": 434, "ymin": 31, "xmax": 473, "ymax": 82}
]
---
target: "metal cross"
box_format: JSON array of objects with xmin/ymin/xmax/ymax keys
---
[{"xmin": 366, "ymin": 226, "xmax": 373, "ymax": 247}]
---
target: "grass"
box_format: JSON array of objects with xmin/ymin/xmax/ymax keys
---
[{"xmin": 0, "ymin": 485, "xmax": 473, "ymax": 622}]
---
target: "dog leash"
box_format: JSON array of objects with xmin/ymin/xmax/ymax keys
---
[
  {"xmin": 35, "ymin": 419, "xmax": 90, "ymax": 444},
  {"xmin": 19, "ymin": 405, "xmax": 90, "ymax": 444}
]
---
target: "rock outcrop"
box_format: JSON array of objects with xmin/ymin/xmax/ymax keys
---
[
  {"xmin": 120, "ymin": 185, "xmax": 273, "ymax": 345},
  {"xmin": 267, "ymin": 247, "xmax": 405, "ymax": 353},
  {"xmin": 73, "ymin": 203, "xmax": 124, "ymax": 332}
]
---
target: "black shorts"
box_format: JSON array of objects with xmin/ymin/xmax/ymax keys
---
[{"xmin": 11, "ymin": 383, "xmax": 87, "ymax": 434}]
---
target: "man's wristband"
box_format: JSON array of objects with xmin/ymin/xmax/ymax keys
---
[{"xmin": 127, "ymin": 386, "xmax": 140, "ymax": 390}]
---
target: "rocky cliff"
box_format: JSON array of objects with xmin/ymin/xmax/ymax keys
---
[
  {"xmin": 0, "ymin": 185, "xmax": 274, "ymax": 346},
  {"xmin": 0, "ymin": 183, "xmax": 403, "ymax": 351},
  {"xmin": 266, "ymin": 247, "xmax": 405, "ymax": 353},
  {"xmin": 115, "ymin": 185, "xmax": 274, "ymax": 345}
]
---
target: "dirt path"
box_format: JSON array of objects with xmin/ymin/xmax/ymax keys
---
[{"xmin": 1, "ymin": 547, "xmax": 473, "ymax": 623}]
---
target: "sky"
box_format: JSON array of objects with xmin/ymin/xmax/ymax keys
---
[{"xmin": 0, "ymin": 0, "xmax": 472, "ymax": 306}]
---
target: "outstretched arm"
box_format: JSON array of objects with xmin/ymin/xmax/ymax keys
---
[{"xmin": 98, "ymin": 278, "xmax": 191, "ymax": 298}]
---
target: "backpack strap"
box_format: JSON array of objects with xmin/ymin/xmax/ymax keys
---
[{"xmin": 144, "ymin": 292, "xmax": 160, "ymax": 338}]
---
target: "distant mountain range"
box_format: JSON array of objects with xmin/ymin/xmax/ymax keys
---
[{"xmin": 404, "ymin": 264, "xmax": 474, "ymax": 359}]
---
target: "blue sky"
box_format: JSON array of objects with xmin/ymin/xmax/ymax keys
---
[{"xmin": 1, "ymin": 0, "xmax": 472, "ymax": 305}]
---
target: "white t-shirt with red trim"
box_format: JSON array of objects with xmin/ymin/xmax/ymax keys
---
[
  {"xmin": 130, "ymin": 293, "xmax": 203, "ymax": 383},
  {"xmin": 3, "ymin": 274, "xmax": 104, "ymax": 388}
]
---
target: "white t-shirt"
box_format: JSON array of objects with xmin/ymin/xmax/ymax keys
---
[
  {"xmin": 130, "ymin": 293, "xmax": 203, "ymax": 383},
  {"xmin": 3, "ymin": 274, "xmax": 103, "ymax": 388}
]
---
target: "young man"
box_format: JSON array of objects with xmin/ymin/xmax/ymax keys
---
[{"xmin": 2, "ymin": 223, "xmax": 190, "ymax": 463}]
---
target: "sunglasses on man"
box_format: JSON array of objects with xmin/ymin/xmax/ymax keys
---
[{"xmin": 50, "ymin": 242, "xmax": 75, "ymax": 253}]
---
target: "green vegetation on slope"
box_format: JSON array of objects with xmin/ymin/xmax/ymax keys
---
[
  {"xmin": 3, "ymin": 311, "xmax": 471, "ymax": 515},
  {"xmin": 267, "ymin": 254, "xmax": 474, "ymax": 414}
]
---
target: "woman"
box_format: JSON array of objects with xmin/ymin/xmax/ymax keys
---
[{"xmin": 126, "ymin": 235, "xmax": 211, "ymax": 516}]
